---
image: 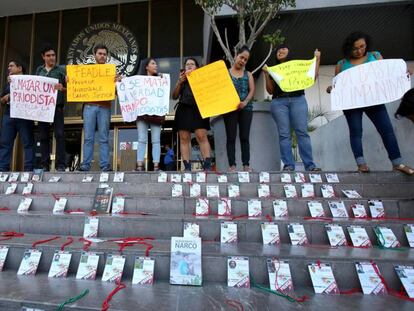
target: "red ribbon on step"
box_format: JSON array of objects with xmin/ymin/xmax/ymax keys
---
[
  {"xmin": 32, "ymin": 236, "xmax": 60, "ymax": 248},
  {"xmin": 60, "ymin": 237, "xmax": 74, "ymax": 251},
  {"xmin": 265, "ymin": 214, "xmax": 273, "ymax": 222},
  {"xmin": 230, "ymin": 214, "xmax": 249, "ymax": 221},
  {"xmin": 0, "ymin": 207, "xmax": 10, "ymax": 211},
  {"xmin": 79, "ymin": 237, "xmax": 92, "ymax": 251},
  {"xmin": 107, "ymin": 237, "xmax": 154, "ymax": 255},
  {"xmin": 65, "ymin": 208, "xmax": 86, "ymax": 214},
  {"xmin": 0, "ymin": 231, "xmax": 24, "ymax": 241},
  {"xmin": 101, "ymin": 281, "xmax": 126, "ymax": 311},
  {"xmin": 225, "ymin": 299, "xmax": 244, "ymax": 311},
  {"xmin": 340, "ymin": 288, "xmax": 362, "ymax": 295}
]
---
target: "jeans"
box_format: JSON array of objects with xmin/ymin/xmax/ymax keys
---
[
  {"xmin": 136, "ymin": 120, "xmax": 161, "ymax": 163},
  {"xmin": 270, "ymin": 96, "xmax": 317, "ymax": 170},
  {"xmin": 81, "ymin": 104, "xmax": 111, "ymax": 170},
  {"xmin": 0, "ymin": 113, "xmax": 34, "ymax": 171},
  {"xmin": 343, "ymin": 104, "xmax": 402, "ymax": 166},
  {"xmin": 38, "ymin": 106, "xmax": 65, "ymax": 169},
  {"xmin": 223, "ymin": 109, "xmax": 253, "ymax": 167}
]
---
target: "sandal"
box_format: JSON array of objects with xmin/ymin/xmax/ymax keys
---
[
  {"xmin": 228, "ymin": 166, "xmax": 237, "ymax": 172},
  {"xmin": 135, "ymin": 162, "xmax": 144, "ymax": 172},
  {"xmin": 153, "ymin": 163, "xmax": 161, "ymax": 172},
  {"xmin": 393, "ymin": 164, "xmax": 414, "ymax": 175},
  {"xmin": 357, "ymin": 164, "xmax": 370, "ymax": 173},
  {"xmin": 309, "ymin": 167, "xmax": 321, "ymax": 172},
  {"xmin": 243, "ymin": 165, "xmax": 252, "ymax": 172}
]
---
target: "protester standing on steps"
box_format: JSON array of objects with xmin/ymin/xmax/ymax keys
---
[
  {"xmin": 172, "ymin": 57, "xmax": 212, "ymax": 171},
  {"xmin": 36, "ymin": 45, "xmax": 67, "ymax": 172},
  {"xmin": 327, "ymin": 31, "xmax": 413, "ymax": 175},
  {"xmin": 79, "ymin": 44, "xmax": 112, "ymax": 172},
  {"xmin": 263, "ymin": 44, "xmax": 321, "ymax": 172},
  {"xmin": 0, "ymin": 61, "xmax": 34, "ymax": 172},
  {"xmin": 135, "ymin": 58, "xmax": 163, "ymax": 172},
  {"xmin": 223, "ymin": 46, "xmax": 255, "ymax": 172}
]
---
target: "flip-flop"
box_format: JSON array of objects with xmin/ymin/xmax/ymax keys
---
[{"xmin": 393, "ymin": 164, "xmax": 414, "ymax": 175}]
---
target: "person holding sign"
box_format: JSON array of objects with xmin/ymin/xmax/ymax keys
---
[
  {"xmin": 263, "ymin": 44, "xmax": 321, "ymax": 172},
  {"xmin": 79, "ymin": 45, "xmax": 113, "ymax": 172},
  {"xmin": 0, "ymin": 61, "xmax": 34, "ymax": 171},
  {"xmin": 223, "ymin": 46, "xmax": 255, "ymax": 172},
  {"xmin": 172, "ymin": 58, "xmax": 212, "ymax": 171},
  {"xmin": 328, "ymin": 32, "xmax": 413, "ymax": 175},
  {"xmin": 135, "ymin": 58, "xmax": 163, "ymax": 171},
  {"xmin": 36, "ymin": 45, "xmax": 66, "ymax": 172}
]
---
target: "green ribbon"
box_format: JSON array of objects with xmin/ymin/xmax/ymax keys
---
[
  {"xmin": 250, "ymin": 275, "xmax": 305, "ymax": 303},
  {"xmin": 56, "ymin": 289, "xmax": 89, "ymax": 311},
  {"xmin": 374, "ymin": 228, "xmax": 407, "ymax": 252}
]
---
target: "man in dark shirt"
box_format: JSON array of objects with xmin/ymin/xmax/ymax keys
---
[
  {"xmin": 36, "ymin": 45, "xmax": 66, "ymax": 171},
  {"xmin": 0, "ymin": 60, "xmax": 34, "ymax": 171}
]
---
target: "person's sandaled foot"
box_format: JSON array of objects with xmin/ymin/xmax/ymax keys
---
[
  {"xmin": 309, "ymin": 167, "xmax": 321, "ymax": 172},
  {"xmin": 357, "ymin": 164, "xmax": 370, "ymax": 173},
  {"xmin": 393, "ymin": 164, "xmax": 414, "ymax": 175}
]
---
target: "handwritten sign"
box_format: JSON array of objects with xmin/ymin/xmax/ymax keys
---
[
  {"xmin": 331, "ymin": 59, "xmax": 411, "ymax": 111},
  {"xmin": 267, "ymin": 57, "xmax": 316, "ymax": 92},
  {"xmin": 10, "ymin": 75, "xmax": 58, "ymax": 122},
  {"xmin": 187, "ymin": 60, "xmax": 240, "ymax": 118},
  {"xmin": 66, "ymin": 64, "xmax": 116, "ymax": 102},
  {"xmin": 116, "ymin": 74, "xmax": 170, "ymax": 122}
]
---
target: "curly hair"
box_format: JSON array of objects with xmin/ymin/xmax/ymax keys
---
[{"xmin": 342, "ymin": 31, "xmax": 371, "ymax": 58}]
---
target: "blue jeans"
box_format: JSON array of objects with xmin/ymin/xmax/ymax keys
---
[
  {"xmin": 270, "ymin": 96, "xmax": 317, "ymax": 170},
  {"xmin": 0, "ymin": 113, "xmax": 34, "ymax": 171},
  {"xmin": 81, "ymin": 104, "xmax": 111, "ymax": 170},
  {"xmin": 343, "ymin": 104, "xmax": 402, "ymax": 166},
  {"xmin": 136, "ymin": 120, "xmax": 161, "ymax": 163}
]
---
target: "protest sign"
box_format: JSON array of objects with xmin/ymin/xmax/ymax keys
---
[
  {"xmin": 331, "ymin": 59, "xmax": 411, "ymax": 111},
  {"xmin": 187, "ymin": 60, "xmax": 240, "ymax": 118},
  {"xmin": 116, "ymin": 74, "xmax": 170, "ymax": 122},
  {"xmin": 10, "ymin": 75, "xmax": 58, "ymax": 122},
  {"xmin": 267, "ymin": 57, "xmax": 316, "ymax": 92},
  {"xmin": 67, "ymin": 64, "xmax": 116, "ymax": 102}
]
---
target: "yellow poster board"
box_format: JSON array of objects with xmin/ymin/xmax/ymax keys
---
[
  {"xmin": 187, "ymin": 60, "xmax": 240, "ymax": 118},
  {"xmin": 267, "ymin": 57, "xmax": 316, "ymax": 92},
  {"xmin": 67, "ymin": 64, "xmax": 116, "ymax": 102}
]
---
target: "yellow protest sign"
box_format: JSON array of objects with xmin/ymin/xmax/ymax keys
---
[
  {"xmin": 267, "ymin": 57, "xmax": 316, "ymax": 92},
  {"xmin": 187, "ymin": 60, "xmax": 240, "ymax": 118},
  {"xmin": 67, "ymin": 64, "xmax": 116, "ymax": 102}
]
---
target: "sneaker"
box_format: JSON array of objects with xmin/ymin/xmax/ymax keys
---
[
  {"xmin": 78, "ymin": 166, "xmax": 89, "ymax": 172},
  {"xmin": 101, "ymin": 166, "xmax": 112, "ymax": 172},
  {"xmin": 183, "ymin": 161, "xmax": 191, "ymax": 172},
  {"xmin": 202, "ymin": 158, "xmax": 212, "ymax": 171},
  {"xmin": 282, "ymin": 165, "xmax": 294, "ymax": 171}
]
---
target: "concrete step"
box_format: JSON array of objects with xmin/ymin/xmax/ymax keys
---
[
  {"xmin": 0, "ymin": 211, "xmax": 412, "ymax": 245},
  {"xmin": 1, "ymin": 181, "xmax": 414, "ymax": 198},
  {"xmin": 0, "ymin": 234, "xmax": 413, "ymax": 288},
  {"xmin": 0, "ymin": 274, "xmax": 413, "ymax": 311},
  {"xmin": 2, "ymin": 194, "xmax": 413, "ymax": 218}
]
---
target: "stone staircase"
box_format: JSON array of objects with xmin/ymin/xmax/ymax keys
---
[{"xmin": 0, "ymin": 171, "xmax": 413, "ymax": 310}]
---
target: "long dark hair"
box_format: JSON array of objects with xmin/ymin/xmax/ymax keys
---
[
  {"xmin": 183, "ymin": 57, "xmax": 200, "ymax": 68},
  {"xmin": 395, "ymin": 88, "xmax": 414, "ymax": 119},
  {"xmin": 342, "ymin": 31, "xmax": 371, "ymax": 59},
  {"xmin": 274, "ymin": 44, "xmax": 290, "ymax": 64},
  {"xmin": 139, "ymin": 57, "xmax": 158, "ymax": 76}
]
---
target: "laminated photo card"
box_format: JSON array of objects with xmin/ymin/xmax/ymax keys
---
[
  {"xmin": 301, "ymin": 184, "xmax": 315, "ymax": 198},
  {"xmin": 258, "ymin": 184, "xmax": 270, "ymax": 198},
  {"xmin": 170, "ymin": 173, "xmax": 182, "ymax": 183},
  {"xmin": 190, "ymin": 183, "xmax": 201, "ymax": 198},
  {"xmin": 321, "ymin": 185, "xmax": 335, "ymax": 198},
  {"xmin": 102, "ymin": 254, "xmax": 126, "ymax": 283},
  {"xmin": 132, "ymin": 257, "xmax": 155, "ymax": 285},
  {"xmin": 308, "ymin": 263, "xmax": 339, "ymax": 294},
  {"xmin": 309, "ymin": 174, "xmax": 322, "ymax": 183},
  {"xmin": 183, "ymin": 173, "xmax": 192, "ymax": 183},
  {"xmin": 196, "ymin": 172, "xmax": 206, "ymax": 183},
  {"xmin": 394, "ymin": 265, "xmax": 414, "ymax": 298},
  {"xmin": 259, "ymin": 172, "xmax": 270, "ymax": 184},
  {"xmin": 5, "ymin": 183, "xmax": 17, "ymax": 195},
  {"xmin": 99, "ymin": 172, "xmax": 109, "ymax": 182},
  {"xmin": 8, "ymin": 172, "xmax": 19, "ymax": 182},
  {"xmin": 351, "ymin": 203, "xmax": 367, "ymax": 218},
  {"xmin": 53, "ymin": 197, "xmax": 67, "ymax": 214},
  {"xmin": 328, "ymin": 201, "xmax": 348, "ymax": 218},
  {"xmin": 287, "ymin": 223, "xmax": 308, "ymax": 246},
  {"xmin": 325, "ymin": 173, "xmax": 339, "ymax": 183},
  {"xmin": 83, "ymin": 217, "xmax": 99, "ymax": 238},
  {"xmin": 111, "ymin": 196, "xmax": 125, "ymax": 214},
  {"xmin": 17, "ymin": 249, "xmax": 42, "ymax": 275},
  {"xmin": 195, "ymin": 198, "xmax": 209, "ymax": 216},
  {"xmin": 22, "ymin": 183, "xmax": 33, "ymax": 195},
  {"xmin": 76, "ymin": 252, "xmax": 100, "ymax": 280},
  {"xmin": 0, "ymin": 246, "xmax": 9, "ymax": 271},
  {"xmin": 267, "ymin": 259, "xmax": 293, "ymax": 292},
  {"xmin": 0, "ymin": 173, "xmax": 8, "ymax": 182},
  {"xmin": 404, "ymin": 224, "xmax": 414, "ymax": 247},
  {"xmin": 82, "ymin": 175, "xmax": 93, "ymax": 183},
  {"xmin": 170, "ymin": 237, "xmax": 202, "ymax": 286},
  {"xmin": 221, "ymin": 222, "xmax": 238, "ymax": 243},
  {"xmin": 218, "ymin": 198, "xmax": 232, "ymax": 217},
  {"xmin": 280, "ymin": 173, "xmax": 292, "ymax": 183},
  {"xmin": 48, "ymin": 176, "xmax": 61, "ymax": 183},
  {"xmin": 273, "ymin": 200, "xmax": 288, "ymax": 218},
  {"xmin": 284, "ymin": 185, "xmax": 297, "ymax": 198},
  {"xmin": 17, "ymin": 198, "xmax": 32, "ymax": 213},
  {"xmin": 31, "ymin": 169, "xmax": 43, "ymax": 182},
  {"xmin": 237, "ymin": 172, "xmax": 250, "ymax": 183},
  {"xmin": 157, "ymin": 172, "xmax": 168, "ymax": 183},
  {"xmin": 113, "ymin": 172, "xmax": 125, "ymax": 182},
  {"xmin": 228, "ymin": 184, "xmax": 240, "ymax": 198},
  {"xmin": 294, "ymin": 172, "xmax": 306, "ymax": 183},
  {"xmin": 308, "ymin": 201, "xmax": 325, "ymax": 218},
  {"xmin": 48, "ymin": 251, "xmax": 72, "ymax": 278},
  {"xmin": 206, "ymin": 185, "xmax": 220, "ymax": 198},
  {"xmin": 227, "ymin": 257, "xmax": 250, "ymax": 288},
  {"xmin": 217, "ymin": 174, "xmax": 228, "ymax": 183},
  {"xmin": 20, "ymin": 172, "xmax": 30, "ymax": 183},
  {"xmin": 368, "ymin": 200, "xmax": 385, "ymax": 219},
  {"xmin": 342, "ymin": 190, "xmax": 362, "ymax": 199},
  {"xmin": 374, "ymin": 227, "xmax": 400, "ymax": 248},
  {"xmin": 171, "ymin": 184, "xmax": 183, "ymax": 197},
  {"xmin": 348, "ymin": 226, "xmax": 372, "ymax": 247},
  {"xmin": 355, "ymin": 261, "xmax": 386, "ymax": 295},
  {"xmin": 325, "ymin": 224, "xmax": 347, "ymax": 246},
  {"xmin": 261, "ymin": 222, "xmax": 280, "ymax": 245},
  {"xmin": 183, "ymin": 222, "xmax": 200, "ymax": 238},
  {"xmin": 248, "ymin": 199, "xmax": 262, "ymax": 218}
]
